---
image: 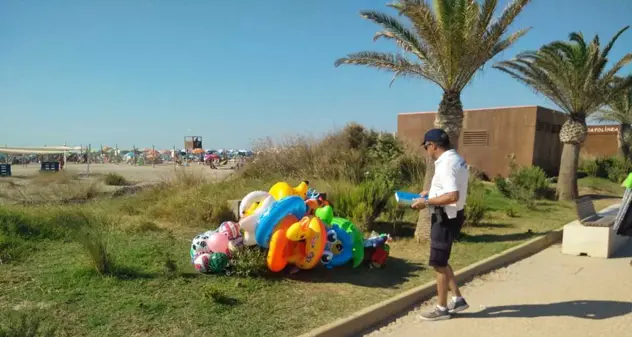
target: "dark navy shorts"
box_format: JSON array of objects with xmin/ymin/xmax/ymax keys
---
[{"xmin": 429, "ymin": 208, "xmax": 464, "ymax": 268}]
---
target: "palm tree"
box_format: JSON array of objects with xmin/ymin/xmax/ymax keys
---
[
  {"xmin": 494, "ymin": 27, "xmax": 632, "ymax": 200},
  {"xmin": 334, "ymin": 0, "xmax": 532, "ymax": 241},
  {"xmin": 597, "ymin": 76, "xmax": 632, "ymax": 161}
]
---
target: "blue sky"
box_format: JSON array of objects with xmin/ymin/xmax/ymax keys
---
[{"xmin": 1, "ymin": 0, "xmax": 631, "ymax": 150}]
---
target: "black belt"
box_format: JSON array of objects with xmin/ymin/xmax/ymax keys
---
[{"xmin": 433, "ymin": 207, "xmax": 464, "ymax": 219}]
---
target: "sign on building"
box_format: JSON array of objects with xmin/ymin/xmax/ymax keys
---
[{"xmin": 587, "ymin": 126, "xmax": 619, "ymax": 133}]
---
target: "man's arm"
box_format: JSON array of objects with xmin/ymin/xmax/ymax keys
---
[
  {"xmin": 427, "ymin": 191, "xmax": 459, "ymax": 206},
  {"xmin": 427, "ymin": 163, "xmax": 459, "ymax": 206}
]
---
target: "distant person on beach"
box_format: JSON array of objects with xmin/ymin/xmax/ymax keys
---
[{"xmin": 412, "ymin": 128, "xmax": 470, "ymax": 321}]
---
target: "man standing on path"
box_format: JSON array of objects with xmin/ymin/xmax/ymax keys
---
[{"xmin": 412, "ymin": 128, "xmax": 470, "ymax": 321}]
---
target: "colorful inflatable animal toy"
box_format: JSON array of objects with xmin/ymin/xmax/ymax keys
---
[
  {"xmin": 368, "ymin": 244, "xmax": 390, "ymax": 269},
  {"xmin": 284, "ymin": 216, "xmax": 327, "ymax": 270},
  {"xmin": 320, "ymin": 224, "xmax": 353, "ymax": 269},
  {"xmin": 364, "ymin": 233, "xmax": 391, "ymax": 248},
  {"xmin": 238, "ymin": 191, "xmax": 276, "ymax": 246},
  {"xmin": 268, "ymin": 181, "xmax": 309, "ymax": 201},
  {"xmin": 255, "ymin": 196, "xmax": 307, "ymax": 248},
  {"xmin": 330, "ymin": 217, "xmax": 364, "ymax": 268}
]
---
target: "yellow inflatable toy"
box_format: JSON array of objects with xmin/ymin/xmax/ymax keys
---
[
  {"xmin": 268, "ymin": 181, "xmax": 309, "ymax": 201},
  {"xmin": 284, "ymin": 216, "xmax": 326, "ymax": 270},
  {"xmin": 266, "ymin": 215, "xmax": 301, "ymax": 272}
]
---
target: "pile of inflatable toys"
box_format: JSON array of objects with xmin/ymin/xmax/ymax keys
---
[{"xmin": 189, "ymin": 181, "xmax": 393, "ymax": 275}]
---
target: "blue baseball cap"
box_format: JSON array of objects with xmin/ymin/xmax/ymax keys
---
[{"xmin": 423, "ymin": 128, "xmax": 450, "ymax": 144}]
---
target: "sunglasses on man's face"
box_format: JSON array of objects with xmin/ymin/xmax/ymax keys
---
[{"xmin": 422, "ymin": 142, "xmax": 432, "ymax": 150}]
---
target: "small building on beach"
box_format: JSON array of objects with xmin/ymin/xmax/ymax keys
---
[{"xmin": 397, "ymin": 106, "xmax": 619, "ymax": 178}]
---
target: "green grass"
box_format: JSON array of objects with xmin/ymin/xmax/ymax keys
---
[{"xmin": 0, "ymin": 175, "xmax": 623, "ymax": 336}]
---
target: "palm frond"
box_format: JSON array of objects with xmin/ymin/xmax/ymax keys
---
[
  {"xmin": 334, "ymin": 51, "xmax": 442, "ymax": 86},
  {"xmin": 494, "ymin": 27, "xmax": 632, "ymax": 119},
  {"xmin": 337, "ymin": 0, "xmax": 531, "ymax": 92},
  {"xmin": 601, "ymin": 26, "xmax": 630, "ymax": 59}
]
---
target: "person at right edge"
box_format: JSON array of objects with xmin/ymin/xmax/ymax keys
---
[{"xmin": 412, "ymin": 128, "xmax": 470, "ymax": 321}]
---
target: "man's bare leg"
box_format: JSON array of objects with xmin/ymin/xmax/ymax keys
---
[
  {"xmin": 446, "ymin": 264, "xmax": 469, "ymax": 313},
  {"xmin": 419, "ymin": 266, "xmax": 452, "ymax": 321},
  {"xmin": 435, "ymin": 266, "xmax": 449, "ymax": 307},
  {"xmin": 446, "ymin": 264, "xmax": 462, "ymax": 297}
]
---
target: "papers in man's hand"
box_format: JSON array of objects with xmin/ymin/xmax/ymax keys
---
[{"xmin": 394, "ymin": 191, "xmax": 425, "ymax": 206}]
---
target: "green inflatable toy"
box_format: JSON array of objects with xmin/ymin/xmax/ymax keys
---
[
  {"xmin": 315, "ymin": 205, "xmax": 334, "ymax": 225},
  {"xmin": 209, "ymin": 252, "xmax": 229, "ymax": 273},
  {"xmin": 331, "ymin": 217, "xmax": 364, "ymax": 268}
]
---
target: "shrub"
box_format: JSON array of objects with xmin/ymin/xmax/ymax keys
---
[
  {"xmin": 103, "ymin": 173, "xmax": 129, "ymax": 186},
  {"xmin": 505, "ymin": 203, "xmax": 519, "ymax": 218},
  {"xmin": 76, "ymin": 226, "xmax": 112, "ymax": 275},
  {"xmin": 494, "ymin": 155, "xmax": 550, "ymax": 205},
  {"xmin": 73, "ymin": 213, "xmax": 114, "ymax": 275},
  {"xmin": 240, "ymin": 123, "xmax": 423, "ymax": 186},
  {"xmin": 228, "ymin": 246, "xmax": 268, "ymax": 277},
  {"xmin": 328, "ymin": 175, "xmax": 394, "ymax": 232},
  {"xmin": 494, "ymin": 175, "xmax": 510, "ymax": 197},
  {"xmin": 579, "ymin": 156, "xmax": 600, "ymax": 177},
  {"xmin": 464, "ymin": 176, "xmax": 488, "ymax": 226},
  {"xmin": 579, "ymin": 155, "xmax": 632, "ymax": 183}
]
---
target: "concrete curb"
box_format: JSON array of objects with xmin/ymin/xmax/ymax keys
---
[{"xmin": 298, "ymin": 228, "xmax": 565, "ymax": 337}]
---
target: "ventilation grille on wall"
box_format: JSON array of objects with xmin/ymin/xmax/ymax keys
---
[
  {"xmin": 463, "ymin": 130, "xmax": 489, "ymax": 146},
  {"xmin": 536, "ymin": 121, "xmax": 562, "ymax": 133}
]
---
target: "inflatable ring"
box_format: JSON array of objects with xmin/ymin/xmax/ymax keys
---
[
  {"xmin": 239, "ymin": 190, "xmax": 269, "ymax": 217},
  {"xmin": 285, "ymin": 216, "xmax": 326, "ymax": 270},
  {"xmin": 269, "ymin": 181, "xmax": 309, "ymax": 201},
  {"xmin": 331, "ymin": 217, "xmax": 364, "ymax": 268},
  {"xmin": 239, "ymin": 194, "xmax": 276, "ymax": 246},
  {"xmin": 255, "ymin": 196, "xmax": 307, "ymax": 248},
  {"xmin": 266, "ymin": 215, "xmax": 300, "ymax": 272},
  {"xmin": 320, "ymin": 224, "xmax": 353, "ymax": 269}
]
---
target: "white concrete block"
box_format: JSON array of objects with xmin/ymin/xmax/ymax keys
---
[{"xmin": 562, "ymin": 220, "xmax": 631, "ymax": 258}]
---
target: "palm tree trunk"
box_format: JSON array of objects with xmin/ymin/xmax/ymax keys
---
[
  {"xmin": 618, "ymin": 123, "xmax": 631, "ymax": 161},
  {"xmin": 557, "ymin": 118, "xmax": 587, "ymax": 201},
  {"xmin": 557, "ymin": 142, "xmax": 580, "ymax": 200},
  {"xmin": 414, "ymin": 91, "xmax": 463, "ymax": 242}
]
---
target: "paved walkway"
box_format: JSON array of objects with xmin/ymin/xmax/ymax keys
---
[{"xmin": 365, "ymin": 242, "xmax": 632, "ymax": 337}]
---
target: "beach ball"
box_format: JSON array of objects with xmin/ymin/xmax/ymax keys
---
[
  {"xmin": 208, "ymin": 233, "xmax": 230, "ymax": 254},
  {"xmin": 209, "ymin": 252, "xmax": 229, "ymax": 273},
  {"xmin": 191, "ymin": 236, "xmax": 212, "ymax": 255},
  {"xmin": 194, "ymin": 253, "xmax": 212, "ymax": 273},
  {"xmin": 218, "ymin": 221, "xmax": 241, "ymax": 240}
]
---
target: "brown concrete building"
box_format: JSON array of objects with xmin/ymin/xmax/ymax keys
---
[{"xmin": 397, "ymin": 106, "xmax": 619, "ymax": 178}]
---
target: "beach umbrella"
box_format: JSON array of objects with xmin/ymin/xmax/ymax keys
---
[
  {"xmin": 192, "ymin": 148, "xmax": 205, "ymax": 154},
  {"xmin": 160, "ymin": 149, "xmax": 171, "ymax": 154}
]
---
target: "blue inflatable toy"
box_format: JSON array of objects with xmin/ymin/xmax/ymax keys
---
[
  {"xmin": 255, "ymin": 196, "xmax": 307, "ymax": 248},
  {"xmin": 320, "ymin": 224, "xmax": 353, "ymax": 268}
]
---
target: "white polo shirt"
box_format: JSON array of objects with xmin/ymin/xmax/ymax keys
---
[{"xmin": 428, "ymin": 149, "xmax": 469, "ymax": 219}]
